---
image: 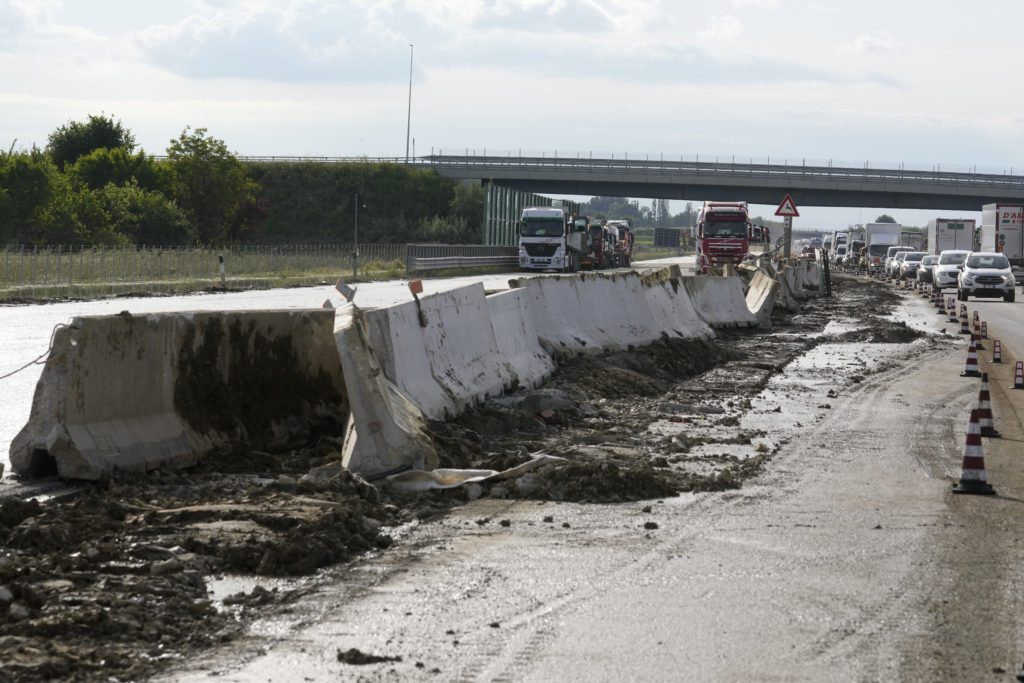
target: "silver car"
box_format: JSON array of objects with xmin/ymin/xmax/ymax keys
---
[
  {"xmin": 932, "ymin": 250, "xmax": 969, "ymax": 290},
  {"xmin": 899, "ymin": 252, "xmax": 926, "ymax": 280},
  {"xmin": 957, "ymin": 252, "xmax": 1015, "ymax": 302}
]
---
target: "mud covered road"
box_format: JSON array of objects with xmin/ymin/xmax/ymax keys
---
[{"xmin": 5, "ymin": 273, "xmax": 1024, "ymax": 681}]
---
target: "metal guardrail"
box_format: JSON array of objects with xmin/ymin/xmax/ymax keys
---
[{"xmin": 405, "ymin": 244, "xmax": 518, "ymax": 275}]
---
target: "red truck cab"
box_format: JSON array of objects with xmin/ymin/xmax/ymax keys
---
[{"xmin": 696, "ymin": 201, "xmax": 750, "ymax": 273}]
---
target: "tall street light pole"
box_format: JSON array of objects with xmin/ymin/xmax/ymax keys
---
[{"xmin": 405, "ymin": 44, "xmax": 413, "ymax": 162}]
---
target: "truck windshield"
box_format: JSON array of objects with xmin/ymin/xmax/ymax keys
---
[
  {"xmin": 868, "ymin": 245, "xmax": 890, "ymax": 256},
  {"xmin": 521, "ymin": 218, "xmax": 565, "ymax": 237},
  {"xmin": 939, "ymin": 252, "xmax": 967, "ymax": 265},
  {"xmin": 705, "ymin": 220, "xmax": 747, "ymax": 237}
]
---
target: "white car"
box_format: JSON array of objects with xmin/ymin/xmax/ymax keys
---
[
  {"xmin": 932, "ymin": 250, "xmax": 969, "ymax": 290},
  {"xmin": 957, "ymin": 252, "xmax": 1015, "ymax": 302}
]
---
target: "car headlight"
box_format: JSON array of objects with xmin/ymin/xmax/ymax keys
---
[{"xmin": 1006, "ymin": 274, "xmax": 1016, "ymax": 285}]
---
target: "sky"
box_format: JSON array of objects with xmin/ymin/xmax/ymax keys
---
[{"xmin": 2, "ymin": 0, "xmax": 1023, "ymax": 229}]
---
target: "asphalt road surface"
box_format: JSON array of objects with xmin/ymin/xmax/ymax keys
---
[{"xmin": 157, "ymin": 281, "xmax": 1024, "ymax": 682}]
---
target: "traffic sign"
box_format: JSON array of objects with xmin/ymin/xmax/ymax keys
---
[{"xmin": 775, "ymin": 194, "xmax": 799, "ymax": 217}]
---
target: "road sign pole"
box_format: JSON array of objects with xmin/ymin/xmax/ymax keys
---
[{"xmin": 783, "ymin": 216, "xmax": 792, "ymax": 259}]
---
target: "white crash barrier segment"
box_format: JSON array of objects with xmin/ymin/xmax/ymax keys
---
[
  {"xmin": 336, "ymin": 307, "xmax": 438, "ymax": 478},
  {"xmin": 783, "ymin": 266, "xmax": 806, "ymax": 300},
  {"xmin": 512, "ymin": 271, "xmax": 712, "ymax": 355},
  {"xmin": 365, "ymin": 284, "xmax": 514, "ymax": 420},
  {"xmin": 10, "ymin": 310, "xmax": 346, "ymax": 481},
  {"xmin": 642, "ymin": 271, "xmax": 715, "ymax": 340},
  {"xmin": 486, "ymin": 289, "xmax": 556, "ymax": 390},
  {"xmin": 802, "ymin": 262, "xmax": 820, "ymax": 289},
  {"xmin": 681, "ymin": 275, "xmax": 758, "ymax": 328},
  {"xmin": 773, "ymin": 268, "xmax": 801, "ymax": 311},
  {"xmin": 746, "ymin": 269, "xmax": 779, "ymax": 329}
]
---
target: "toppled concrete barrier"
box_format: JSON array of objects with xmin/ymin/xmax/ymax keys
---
[
  {"xmin": 681, "ymin": 275, "xmax": 759, "ymax": 328},
  {"xmin": 336, "ymin": 307, "xmax": 437, "ymax": 479},
  {"xmin": 773, "ymin": 268, "xmax": 801, "ymax": 312},
  {"xmin": 745, "ymin": 269, "xmax": 779, "ymax": 329},
  {"xmin": 10, "ymin": 310, "xmax": 347, "ymax": 480},
  {"xmin": 364, "ymin": 283, "xmax": 516, "ymax": 420}
]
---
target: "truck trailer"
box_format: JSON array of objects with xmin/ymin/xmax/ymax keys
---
[
  {"xmin": 864, "ymin": 222, "xmax": 902, "ymax": 273},
  {"xmin": 980, "ymin": 203, "xmax": 1024, "ymax": 265},
  {"xmin": 927, "ymin": 218, "xmax": 976, "ymax": 254}
]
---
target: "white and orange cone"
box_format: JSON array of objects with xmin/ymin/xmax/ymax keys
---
[
  {"xmin": 961, "ymin": 337, "xmax": 981, "ymax": 377},
  {"xmin": 974, "ymin": 325, "xmax": 985, "ymax": 350},
  {"xmin": 1014, "ymin": 361, "xmax": 1024, "ymax": 390},
  {"xmin": 947, "ymin": 297, "xmax": 958, "ymax": 323},
  {"xmin": 981, "ymin": 321, "xmax": 989, "ymax": 340},
  {"xmin": 977, "ymin": 373, "xmax": 1000, "ymax": 438},
  {"xmin": 993, "ymin": 340, "xmax": 1002, "ymax": 364},
  {"xmin": 952, "ymin": 408, "xmax": 995, "ymax": 495},
  {"xmin": 959, "ymin": 314, "xmax": 971, "ymax": 335}
]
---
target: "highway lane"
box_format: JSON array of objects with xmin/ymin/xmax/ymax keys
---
[{"xmin": 0, "ymin": 256, "xmax": 694, "ymax": 477}]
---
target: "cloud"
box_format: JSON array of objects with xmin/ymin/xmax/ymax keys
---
[
  {"xmin": 730, "ymin": 0, "xmax": 779, "ymax": 7},
  {"xmin": 698, "ymin": 14, "xmax": 744, "ymax": 42},
  {"xmin": 852, "ymin": 32, "xmax": 901, "ymax": 54}
]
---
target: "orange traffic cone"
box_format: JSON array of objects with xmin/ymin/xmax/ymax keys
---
[
  {"xmin": 1014, "ymin": 361, "xmax": 1024, "ymax": 389},
  {"xmin": 947, "ymin": 297, "xmax": 958, "ymax": 323},
  {"xmin": 952, "ymin": 409, "xmax": 995, "ymax": 495},
  {"xmin": 993, "ymin": 340, "xmax": 1002, "ymax": 363},
  {"xmin": 978, "ymin": 373, "xmax": 1000, "ymax": 438},
  {"xmin": 974, "ymin": 326, "xmax": 985, "ymax": 350},
  {"xmin": 960, "ymin": 314, "xmax": 971, "ymax": 335},
  {"xmin": 981, "ymin": 321, "xmax": 989, "ymax": 340},
  {"xmin": 961, "ymin": 337, "xmax": 981, "ymax": 377}
]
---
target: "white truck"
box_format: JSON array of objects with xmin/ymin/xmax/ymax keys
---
[
  {"xmin": 900, "ymin": 230, "xmax": 926, "ymax": 252},
  {"xmin": 517, "ymin": 206, "xmax": 588, "ymax": 272},
  {"xmin": 927, "ymin": 218, "xmax": 976, "ymax": 254},
  {"xmin": 864, "ymin": 222, "xmax": 902, "ymax": 273},
  {"xmin": 980, "ymin": 203, "xmax": 1024, "ymax": 265}
]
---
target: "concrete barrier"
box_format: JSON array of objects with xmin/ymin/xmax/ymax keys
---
[
  {"xmin": 486, "ymin": 289, "xmax": 556, "ymax": 390},
  {"xmin": 10, "ymin": 310, "xmax": 347, "ymax": 480},
  {"xmin": 511, "ymin": 271, "xmax": 712, "ymax": 356},
  {"xmin": 745, "ymin": 269, "xmax": 779, "ymax": 329},
  {"xmin": 681, "ymin": 275, "xmax": 759, "ymax": 328},
  {"xmin": 364, "ymin": 284, "xmax": 515, "ymax": 420},
  {"xmin": 773, "ymin": 269, "xmax": 801, "ymax": 312},
  {"xmin": 336, "ymin": 307, "xmax": 437, "ymax": 478}
]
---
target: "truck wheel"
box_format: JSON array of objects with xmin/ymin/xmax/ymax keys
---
[{"xmin": 1005, "ymin": 290, "xmax": 1016, "ymax": 303}]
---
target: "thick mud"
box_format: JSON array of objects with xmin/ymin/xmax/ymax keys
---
[{"xmin": 0, "ymin": 274, "xmax": 942, "ymax": 682}]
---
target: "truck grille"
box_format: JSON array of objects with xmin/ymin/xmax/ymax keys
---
[{"xmin": 524, "ymin": 243, "xmax": 558, "ymax": 257}]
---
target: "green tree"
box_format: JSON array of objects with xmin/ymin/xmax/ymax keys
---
[
  {"xmin": 448, "ymin": 183, "xmax": 484, "ymax": 239},
  {"xmin": 69, "ymin": 147, "xmax": 167, "ymax": 193},
  {"xmin": 96, "ymin": 182, "xmax": 191, "ymax": 245},
  {"xmin": 47, "ymin": 114, "xmax": 136, "ymax": 170},
  {"xmin": 166, "ymin": 127, "xmax": 257, "ymax": 244},
  {"xmin": 875, "ymin": 214, "xmax": 897, "ymax": 223}
]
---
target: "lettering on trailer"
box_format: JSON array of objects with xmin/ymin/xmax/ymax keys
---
[
  {"xmin": 774, "ymin": 194, "xmax": 800, "ymax": 217},
  {"xmin": 1000, "ymin": 211, "xmax": 1023, "ymax": 225}
]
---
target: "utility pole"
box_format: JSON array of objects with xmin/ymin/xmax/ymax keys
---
[
  {"xmin": 405, "ymin": 44, "xmax": 414, "ymax": 162},
  {"xmin": 353, "ymin": 192, "xmax": 361, "ymax": 280}
]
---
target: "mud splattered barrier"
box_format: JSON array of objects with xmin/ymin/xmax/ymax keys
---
[{"xmin": 9, "ymin": 310, "xmax": 347, "ymax": 480}]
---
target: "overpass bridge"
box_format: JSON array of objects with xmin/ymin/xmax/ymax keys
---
[{"xmin": 421, "ymin": 153, "xmax": 1024, "ymax": 211}]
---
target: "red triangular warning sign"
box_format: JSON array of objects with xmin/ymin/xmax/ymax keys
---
[{"xmin": 775, "ymin": 194, "xmax": 799, "ymax": 217}]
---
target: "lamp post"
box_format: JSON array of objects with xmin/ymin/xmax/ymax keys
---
[{"xmin": 405, "ymin": 44, "xmax": 414, "ymax": 162}]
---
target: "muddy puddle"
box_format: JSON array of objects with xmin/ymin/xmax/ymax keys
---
[{"xmin": 0, "ymin": 274, "xmax": 953, "ymax": 682}]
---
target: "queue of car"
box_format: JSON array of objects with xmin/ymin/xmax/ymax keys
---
[{"xmin": 823, "ymin": 239, "xmax": 1018, "ymax": 304}]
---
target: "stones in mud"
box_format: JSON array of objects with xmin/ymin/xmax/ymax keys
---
[{"xmin": 0, "ymin": 584, "xmax": 13, "ymax": 604}]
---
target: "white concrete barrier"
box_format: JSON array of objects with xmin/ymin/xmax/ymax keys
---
[
  {"xmin": 511, "ymin": 271, "xmax": 712, "ymax": 356},
  {"xmin": 773, "ymin": 269, "xmax": 801, "ymax": 312},
  {"xmin": 10, "ymin": 310, "xmax": 346, "ymax": 480},
  {"xmin": 364, "ymin": 284, "xmax": 515, "ymax": 420},
  {"xmin": 486, "ymin": 289, "xmax": 556, "ymax": 390},
  {"xmin": 746, "ymin": 269, "xmax": 779, "ymax": 329},
  {"xmin": 336, "ymin": 307, "xmax": 437, "ymax": 478},
  {"xmin": 681, "ymin": 275, "xmax": 759, "ymax": 328}
]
